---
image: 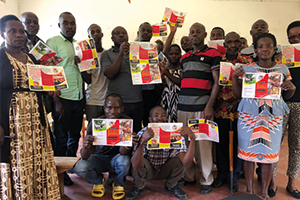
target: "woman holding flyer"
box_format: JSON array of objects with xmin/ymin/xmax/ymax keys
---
[
  {"xmin": 232, "ymin": 33, "xmax": 295, "ymax": 199},
  {"xmin": 0, "ymin": 15, "xmax": 60, "ymax": 199}
]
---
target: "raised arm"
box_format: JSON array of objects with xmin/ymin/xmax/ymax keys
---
[{"xmin": 162, "ymin": 23, "xmax": 178, "ymax": 56}]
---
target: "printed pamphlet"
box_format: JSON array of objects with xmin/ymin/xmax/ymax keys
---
[
  {"xmin": 152, "ymin": 23, "xmax": 167, "ymax": 37},
  {"xmin": 188, "ymin": 119, "xmax": 219, "ymax": 142},
  {"xmin": 208, "ymin": 39, "xmax": 226, "ymax": 56},
  {"xmin": 162, "ymin": 7, "xmax": 186, "ymax": 28},
  {"xmin": 219, "ymin": 62, "xmax": 244, "ymax": 86},
  {"xmin": 282, "ymin": 44, "xmax": 300, "ymax": 68}
]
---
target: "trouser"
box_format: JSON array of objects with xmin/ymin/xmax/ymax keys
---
[
  {"xmin": 85, "ymin": 105, "xmax": 104, "ymax": 122},
  {"xmin": 123, "ymin": 101, "xmax": 143, "ymax": 133},
  {"xmin": 178, "ymin": 110, "xmax": 214, "ymax": 185},
  {"xmin": 74, "ymin": 153, "xmax": 130, "ymax": 186},
  {"xmin": 53, "ymin": 98, "xmax": 84, "ymax": 157},
  {"xmin": 133, "ymin": 157, "xmax": 184, "ymax": 189}
]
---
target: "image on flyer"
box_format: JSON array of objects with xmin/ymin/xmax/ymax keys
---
[
  {"xmin": 27, "ymin": 64, "xmax": 68, "ymax": 91},
  {"xmin": 152, "ymin": 23, "xmax": 167, "ymax": 37},
  {"xmin": 92, "ymin": 119, "xmax": 133, "ymax": 146},
  {"xmin": 30, "ymin": 41, "xmax": 64, "ymax": 66},
  {"xmin": 130, "ymin": 42, "xmax": 162, "ymax": 85},
  {"xmin": 73, "ymin": 38, "xmax": 99, "ymax": 72},
  {"xmin": 208, "ymin": 40, "xmax": 226, "ymax": 56},
  {"xmin": 162, "ymin": 7, "xmax": 186, "ymax": 28},
  {"xmin": 188, "ymin": 119, "xmax": 219, "ymax": 143},
  {"xmin": 242, "ymin": 73, "xmax": 283, "ymax": 99},
  {"xmin": 219, "ymin": 62, "xmax": 244, "ymax": 86},
  {"xmin": 282, "ymin": 44, "xmax": 300, "ymax": 68},
  {"xmin": 147, "ymin": 123, "xmax": 183, "ymax": 149}
]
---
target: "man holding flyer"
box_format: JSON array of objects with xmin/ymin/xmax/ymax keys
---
[{"xmin": 125, "ymin": 106, "xmax": 195, "ymax": 200}]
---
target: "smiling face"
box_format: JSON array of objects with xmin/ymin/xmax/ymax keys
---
[
  {"xmin": 1, "ymin": 20, "xmax": 26, "ymax": 49},
  {"xmin": 20, "ymin": 12, "xmax": 39, "ymax": 37},
  {"xmin": 88, "ymin": 24, "xmax": 103, "ymax": 44},
  {"xmin": 149, "ymin": 106, "xmax": 167, "ymax": 123},
  {"xmin": 138, "ymin": 23, "xmax": 152, "ymax": 42},
  {"xmin": 111, "ymin": 26, "xmax": 128, "ymax": 47},
  {"xmin": 59, "ymin": 13, "xmax": 76, "ymax": 39},
  {"xmin": 104, "ymin": 96, "xmax": 124, "ymax": 119},
  {"xmin": 254, "ymin": 37, "xmax": 276, "ymax": 61}
]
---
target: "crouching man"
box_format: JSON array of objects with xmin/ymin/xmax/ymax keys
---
[
  {"xmin": 74, "ymin": 94, "xmax": 138, "ymax": 199},
  {"xmin": 125, "ymin": 106, "xmax": 195, "ymax": 200}
]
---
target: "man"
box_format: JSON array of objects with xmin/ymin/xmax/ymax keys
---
[
  {"xmin": 212, "ymin": 32, "xmax": 252, "ymax": 192},
  {"xmin": 81, "ymin": 24, "xmax": 108, "ymax": 122},
  {"xmin": 74, "ymin": 94, "xmax": 138, "ymax": 199},
  {"xmin": 101, "ymin": 26, "xmax": 142, "ymax": 133},
  {"xmin": 125, "ymin": 106, "xmax": 195, "ymax": 200},
  {"xmin": 210, "ymin": 27, "xmax": 225, "ymax": 41},
  {"xmin": 47, "ymin": 12, "xmax": 85, "ymax": 185},
  {"xmin": 180, "ymin": 36, "xmax": 193, "ymax": 53},
  {"xmin": 240, "ymin": 37, "xmax": 248, "ymax": 51}
]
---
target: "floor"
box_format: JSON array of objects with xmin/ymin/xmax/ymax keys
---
[{"xmin": 62, "ymin": 132, "xmax": 299, "ymax": 200}]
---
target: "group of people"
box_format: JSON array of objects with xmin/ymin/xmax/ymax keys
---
[{"xmin": 0, "ymin": 10, "xmax": 300, "ymax": 200}]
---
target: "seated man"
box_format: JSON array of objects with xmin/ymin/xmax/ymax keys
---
[
  {"xmin": 125, "ymin": 106, "xmax": 195, "ymax": 200},
  {"xmin": 74, "ymin": 94, "xmax": 138, "ymax": 199}
]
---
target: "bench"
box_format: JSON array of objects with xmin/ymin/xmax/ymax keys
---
[{"xmin": 54, "ymin": 157, "xmax": 79, "ymax": 197}]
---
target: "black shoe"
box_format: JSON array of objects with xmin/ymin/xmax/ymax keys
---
[
  {"xmin": 199, "ymin": 185, "xmax": 212, "ymax": 195},
  {"xmin": 177, "ymin": 178, "xmax": 197, "ymax": 187},
  {"xmin": 212, "ymin": 179, "xmax": 224, "ymax": 188},
  {"xmin": 286, "ymin": 186, "xmax": 300, "ymax": 199},
  {"xmin": 268, "ymin": 187, "xmax": 277, "ymax": 198},
  {"xmin": 124, "ymin": 186, "xmax": 145, "ymax": 200},
  {"xmin": 164, "ymin": 185, "xmax": 188, "ymax": 200},
  {"xmin": 228, "ymin": 182, "xmax": 239, "ymax": 193},
  {"xmin": 64, "ymin": 172, "xmax": 73, "ymax": 186}
]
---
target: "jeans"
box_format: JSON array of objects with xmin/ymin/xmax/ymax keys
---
[{"xmin": 74, "ymin": 153, "xmax": 131, "ymax": 186}]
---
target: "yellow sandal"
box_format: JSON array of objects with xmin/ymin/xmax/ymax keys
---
[
  {"xmin": 91, "ymin": 178, "xmax": 106, "ymax": 198},
  {"xmin": 112, "ymin": 182, "xmax": 125, "ymax": 200}
]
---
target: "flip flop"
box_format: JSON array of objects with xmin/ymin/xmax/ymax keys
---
[
  {"xmin": 112, "ymin": 182, "xmax": 125, "ymax": 200},
  {"xmin": 91, "ymin": 178, "xmax": 106, "ymax": 198}
]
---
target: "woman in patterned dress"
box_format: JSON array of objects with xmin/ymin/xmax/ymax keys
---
[
  {"xmin": 232, "ymin": 33, "xmax": 295, "ymax": 199},
  {"xmin": 0, "ymin": 15, "xmax": 60, "ymax": 200}
]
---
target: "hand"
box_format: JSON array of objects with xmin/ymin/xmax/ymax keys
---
[
  {"xmin": 180, "ymin": 126, "xmax": 195, "ymax": 141},
  {"xmin": 232, "ymin": 67, "xmax": 245, "ymax": 79},
  {"xmin": 281, "ymin": 79, "xmax": 296, "ymax": 91},
  {"xmin": 119, "ymin": 41, "xmax": 130, "ymax": 56},
  {"xmin": 158, "ymin": 62, "xmax": 167, "ymax": 75},
  {"xmin": 53, "ymin": 100, "xmax": 64, "ymax": 118},
  {"xmin": 169, "ymin": 22, "xmax": 178, "ymax": 33},
  {"xmin": 74, "ymin": 56, "xmax": 81, "ymax": 65},
  {"xmin": 203, "ymin": 106, "xmax": 213, "ymax": 120},
  {"xmin": 0, "ymin": 125, "xmax": 4, "ymax": 145},
  {"xmin": 131, "ymin": 132, "xmax": 139, "ymax": 147},
  {"xmin": 82, "ymin": 135, "xmax": 95, "ymax": 149},
  {"xmin": 139, "ymin": 128, "xmax": 154, "ymax": 145},
  {"xmin": 274, "ymin": 53, "xmax": 282, "ymax": 63},
  {"xmin": 227, "ymin": 100, "xmax": 239, "ymax": 114}
]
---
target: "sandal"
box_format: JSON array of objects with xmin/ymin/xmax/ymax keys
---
[
  {"xmin": 112, "ymin": 182, "xmax": 125, "ymax": 200},
  {"xmin": 91, "ymin": 178, "xmax": 105, "ymax": 198}
]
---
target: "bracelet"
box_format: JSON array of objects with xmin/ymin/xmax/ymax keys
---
[{"xmin": 125, "ymin": 146, "xmax": 132, "ymax": 150}]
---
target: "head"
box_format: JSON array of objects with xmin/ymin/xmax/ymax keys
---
[
  {"xmin": 20, "ymin": 12, "xmax": 39, "ymax": 37},
  {"xmin": 180, "ymin": 36, "xmax": 193, "ymax": 52},
  {"xmin": 138, "ymin": 22, "xmax": 152, "ymax": 42},
  {"xmin": 224, "ymin": 32, "xmax": 240, "ymax": 56},
  {"xmin": 167, "ymin": 44, "xmax": 181, "ymax": 64},
  {"xmin": 210, "ymin": 27, "xmax": 225, "ymax": 41},
  {"xmin": 253, "ymin": 33, "xmax": 277, "ymax": 61},
  {"xmin": 155, "ymin": 39, "xmax": 164, "ymax": 53},
  {"xmin": 250, "ymin": 19, "xmax": 269, "ymax": 41},
  {"xmin": 111, "ymin": 26, "xmax": 128, "ymax": 48},
  {"xmin": 58, "ymin": 12, "xmax": 76, "ymax": 39},
  {"xmin": 104, "ymin": 94, "xmax": 124, "ymax": 119},
  {"xmin": 87, "ymin": 24, "xmax": 103, "ymax": 44},
  {"xmin": 240, "ymin": 37, "xmax": 248, "ymax": 51},
  {"xmin": 287, "ymin": 21, "xmax": 300, "ymax": 44},
  {"xmin": 0, "ymin": 15, "xmax": 26, "ymax": 49},
  {"xmin": 149, "ymin": 106, "xmax": 167, "ymax": 123},
  {"xmin": 189, "ymin": 22, "xmax": 207, "ymax": 47}
]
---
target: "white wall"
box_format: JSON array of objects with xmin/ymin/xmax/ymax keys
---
[{"xmin": 1, "ymin": 0, "xmax": 300, "ymax": 48}]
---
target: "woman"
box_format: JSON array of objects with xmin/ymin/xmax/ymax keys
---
[
  {"xmin": 0, "ymin": 15, "xmax": 60, "ymax": 199},
  {"xmin": 232, "ymin": 33, "xmax": 295, "ymax": 199}
]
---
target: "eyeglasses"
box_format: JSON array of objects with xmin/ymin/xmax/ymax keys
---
[{"xmin": 288, "ymin": 34, "xmax": 300, "ymax": 41}]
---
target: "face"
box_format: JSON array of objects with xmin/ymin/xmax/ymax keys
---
[
  {"xmin": 288, "ymin": 26, "xmax": 300, "ymax": 44},
  {"xmin": 149, "ymin": 107, "xmax": 167, "ymax": 123},
  {"xmin": 1, "ymin": 20, "xmax": 26, "ymax": 48},
  {"xmin": 111, "ymin": 26, "xmax": 128, "ymax": 47},
  {"xmin": 240, "ymin": 38, "xmax": 248, "ymax": 51},
  {"xmin": 254, "ymin": 37, "xmax": 276, "ymax": 61},
  {"xmin": 21, "ymin": 13, "xmax": 39, "ymax": 36},
  {"xmin": 224, "ymin": 33, "xmax": 240, "ymax": 56},
  {"xmin": 180, "ymin": 36, "xmax": 193, "ymax": 52},
  {"xmin": 250, "ymin": 20, "xmax": 268, "ymax": 40},
  {"xmin": 138, "ymin": 23, "xmax": 152, "ymax": 42},
  {"xmin": 88, "ymin": 25, "xmax": 103, "ymax": 43},
  {"xmin": 168, "ymin": 46, "xmax": 181, "ymax": 64},
  {"xmin": 59, "ymin": 14, "xmax": 76, "ymax": 39},
  {"xmin": 104, "ymin": 97, "xmax": 124, "ymax": 119},
  {"xmin": 210, "ymin": 28, "xmax": 224, "ymax": 41},
  {"xmin": 189, "ymin": 24, "xmax": 207, "ymax": 46}
]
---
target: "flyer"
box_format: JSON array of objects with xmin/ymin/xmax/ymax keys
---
[
  {"xmin": 162, "ymin": 7, "xmax": 186, "ymax": 28},
  {"xmin": 147, "ymin": 123, "xmax": 183, "ymax": 149},
  {"xmin": 188, "ymin": 119, "xmax": 219, "ymax": 142},
  {"xmin": 242, "ymin": 73, "xmax": 283, "ymax": 99},
  {"xmin": 219, "ymin": 62, "xmax": 244, "ymax": 86},
  {"xmin": 92, "ymin": 119, "xmax": 133, "ymax": 146},
  {"xmin": 282, "ymin": 44, "xmax": 300, "ymax": 68},
  {"xmin": 130, "ymin": 42, "xmax": 162, "ymax": 85},
  {"xmin": 73, "ymin": 38, "xmax": 99, "ymax": 72},
  {"xmin": 27, "ymin": 64, "xmax": 68, "ymax": 91},
  {"xmin": 152, "ymin": 23, "xmax": 167, "ymax": 37},
  {"xmin": 208, "ymin": 39, "xmax": 226, "ymax": 56},
  {"xmin": 29, "ymin": 41, "xmax": 64, "ymax": 66}
]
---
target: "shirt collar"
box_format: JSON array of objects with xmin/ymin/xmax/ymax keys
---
[{"xmin": 59, "ymin": 33, "xmax": 76, "ymax": 42}]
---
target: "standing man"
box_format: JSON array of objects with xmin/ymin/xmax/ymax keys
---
[
  {"xmin": 47, "ymin": 12, "xmax": 85, "ymax": 185},
  {"xmin": 81, "ymin": 24, "xmax": 108, "ymax": 122},
  {"xmin": 210, "ymin": 27, "xmax": 225, "ymax": 41}
]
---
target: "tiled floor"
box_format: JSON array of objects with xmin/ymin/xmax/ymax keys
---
[{"xmin": 62, "ymin": 133, "xmax": 300, "ymax": 200}]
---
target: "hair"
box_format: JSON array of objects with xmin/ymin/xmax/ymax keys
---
[
  {"xmin": 149, "ymin": 105, "xmax": 164, "ymax": 117},
  {"xmin": 155, "ymin": 39, "xmax": 164, "ymax": 46},
  {"xmin": 87, "ymin": 23, "xmax": 101, "ymax": 33},
  {"xmin": 168, "ymin": 44, "xmax": 182, "ymax": 54},
  {"xmin": 253, "ymin": 32, "xmax": 277, "ymax": 49},
  {"xmin": 0, "ymin": 15, "xmax": 20, "ymax": 32},
  {"xmin": 139, "ymin": 22, "xmax": 151, "ymax": 30},
  {"xmin": 287, "ymin": 21, "xmax": 300, "ymax": 36},
  {"xmin": 212, "ymin": 27, "xmax": 225, "ymax": 36},
  {"xmin": 104, "ymin": 93, "xmax": 123, "ymax": 106},
  {"xmin": 240, "ymin": 37, "xmax": 247, "ymax": 41},
  {"xmin": 59, "ymin": 11, "xmax": 73, "ymax": 20}
]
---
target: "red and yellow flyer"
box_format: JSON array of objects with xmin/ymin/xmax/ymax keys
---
[
  {"xmin": 27, "ymin": 64, "xmax": 68, "ymax": 91},
  {"xmin": 219, "ymin": 62, "xmax": 244, "ymax": 86},
  {"xmin": 162, "ymin": 7, "xmax": 186, "ymax": 28},
  {"xmin": 242, "ymin": 73, "xmax": 283, "ymax": 99},
  {"xmin": 208, "ymin": 39, "xmax": 226, "ymax": 56},
  {"xmin": 282, "ymin": 44, "xmax": 300, "ymax": 68},
  {"xmin": 152, "ymin": 23, "xmax": 167, "ymax": 37},
  {"xmin": 130, "ymin": 42, "xmax": 162, "ymax": 85},
  {"xmin": 147, "ymin": 123, "xmax": 182, "ymax": 149},
  {"xmin": 92, "ymin": 119, "xmax": 133, "ymax": 146},
  {"xmin": 73, "ymin": 38, "xmax": 99, "ymax": 72},
  {"xmin": 188, "ymin": 119, "xmax": 219, "ymax": 142}
]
